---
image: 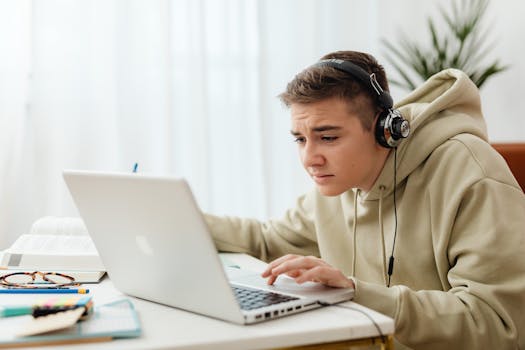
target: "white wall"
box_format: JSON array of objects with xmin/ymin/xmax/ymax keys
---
[{"xmin": 477, "ymin": 0, "xmax": 525, "ymax": 141}]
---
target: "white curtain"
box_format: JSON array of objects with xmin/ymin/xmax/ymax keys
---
[
  {"xmin": 1, "ymin": 0, "xmax": 523, "ymax": 249},
  {"xmin": 0, "ymin": 0, "xmax": 377, "ymax": 248}
]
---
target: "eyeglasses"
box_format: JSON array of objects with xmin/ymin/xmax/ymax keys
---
[{"xmin": 0, "ymin": 271, "xmax": 80, "ymax": 289}]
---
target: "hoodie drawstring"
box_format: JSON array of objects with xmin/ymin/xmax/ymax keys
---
[
  {"xmin": 351, "ymin": 186, "xmax": 389, "ymax": 286},
  {"xmin": 351, "ymin": 189, "xmax": 359, "ymax": 276}
]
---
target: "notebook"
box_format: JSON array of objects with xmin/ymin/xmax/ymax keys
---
[
  {"xmin": 0, "ymin": 299, "xmax": 140, "ymax": 348},
  {"xmin": 62, "ymin": 170, "xmax": 353, "ymax": 324}
]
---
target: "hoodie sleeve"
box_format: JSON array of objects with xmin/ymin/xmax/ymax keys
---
[
  {"xmin": 204, "ymin": 191, "xmax": 320, "ymax": 262},
  {"xmin": 352, "ymin": 178, "xmax": 525, "ymax": 349}
]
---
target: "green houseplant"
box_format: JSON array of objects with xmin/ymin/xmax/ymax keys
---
[{"xmin": 382, "ymin": 0, "xmax": 508, "ymax": 91}]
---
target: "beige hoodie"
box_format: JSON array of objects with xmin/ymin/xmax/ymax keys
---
[{"xmin": 205, "ymin": 69, "xmax": 525, "ymax": 349}]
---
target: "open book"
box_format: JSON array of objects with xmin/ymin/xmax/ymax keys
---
[{"xmin": 0, "ymin": 217, "xmax": 105, "ymax": 282}]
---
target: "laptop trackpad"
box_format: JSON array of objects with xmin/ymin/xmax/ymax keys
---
[{"xmin": 226, "ymin": 267, "xmax": 354, "ymax": 304}]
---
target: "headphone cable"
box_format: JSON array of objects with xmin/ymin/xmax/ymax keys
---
[{"xmin": 387, "ymin": 147, "xmax": 398, "ymax": 287}]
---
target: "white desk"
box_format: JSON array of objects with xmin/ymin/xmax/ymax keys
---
[{"xmin": 1, "ymin": 254, "xmax": 395, "ymax": 349}]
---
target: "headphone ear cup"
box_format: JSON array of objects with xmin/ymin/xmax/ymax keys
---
[
  {"xmin": 375, "ymin": 110, "xmax": 392, "ymax": 148},
  {"xmin": 375, "ymin": 109, "xmax": 410, "ymax": 148}
]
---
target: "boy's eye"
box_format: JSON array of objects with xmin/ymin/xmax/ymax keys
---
[
  {"xmin": 321, "ymin": 136, "xmax": 338, "ymax": 142},
  {"xmin": 293, "ymin": 137, "xmax": 306, "ymax": 144}
]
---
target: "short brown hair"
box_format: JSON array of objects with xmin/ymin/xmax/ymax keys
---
[{"xmin": 279, "ymin": 51, "xmax": 389, "ymax": 131}]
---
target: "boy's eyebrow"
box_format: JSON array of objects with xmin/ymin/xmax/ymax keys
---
[
  {"xmin": 312, "ymin": 125, "xmax": 342, "ymax": 132},
  {"xmin": 290, "ymin": 125, "xmax": 342, "ymax": 136}
]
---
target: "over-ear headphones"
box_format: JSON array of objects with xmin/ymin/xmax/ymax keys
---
[{"xmin": 312, "ymin": 59, "xmax": 410, "ymax": 148}]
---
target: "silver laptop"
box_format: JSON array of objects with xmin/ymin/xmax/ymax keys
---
[{"xmin": 63, "ymin": 170, "xmax": 354, "ymax": 324}]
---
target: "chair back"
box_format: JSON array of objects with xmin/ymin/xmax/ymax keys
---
[{"xmin": 492, "ymin": 143, "xmax": 525, "ymax": 192}]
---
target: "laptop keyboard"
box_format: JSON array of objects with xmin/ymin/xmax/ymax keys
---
[{"xmin": 232, "ymin": 286, "xmax": 299, "ymax": 310}]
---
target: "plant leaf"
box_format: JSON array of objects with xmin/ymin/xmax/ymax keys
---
[{"xmin": 381, "ymin": 0, "xmax": 506, "ymax": 91}]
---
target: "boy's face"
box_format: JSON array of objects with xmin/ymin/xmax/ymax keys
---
[{"xmin": 290, "ymin": 96, "xmax": 390, "ymax": 195}]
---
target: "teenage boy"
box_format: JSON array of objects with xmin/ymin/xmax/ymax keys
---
[{"xmin": 206, "ymin": 51, "xmax": 525, "ymax": 349}]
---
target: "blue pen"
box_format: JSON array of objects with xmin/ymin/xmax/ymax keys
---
[
  {"xmin": 0, "ymin": 288, "xmax": 89, "ymax": 294},
  {"xmin": 132, "ymin": 163, "xmax": 138, "ymax": 173}
]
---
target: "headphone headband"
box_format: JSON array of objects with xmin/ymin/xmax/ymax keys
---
[{"xmin": 312, "ymin": 59, "xmax": 393, "ymax": 109}]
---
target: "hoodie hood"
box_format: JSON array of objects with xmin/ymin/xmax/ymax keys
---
[{"xmin": 364, "ymin": 68, "xmax": 488, "ymax": 200}]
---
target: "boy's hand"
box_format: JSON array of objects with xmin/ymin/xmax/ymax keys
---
[{"xmin": 261, "ymin": 254, "xmax": 355, "ymax": 289}]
